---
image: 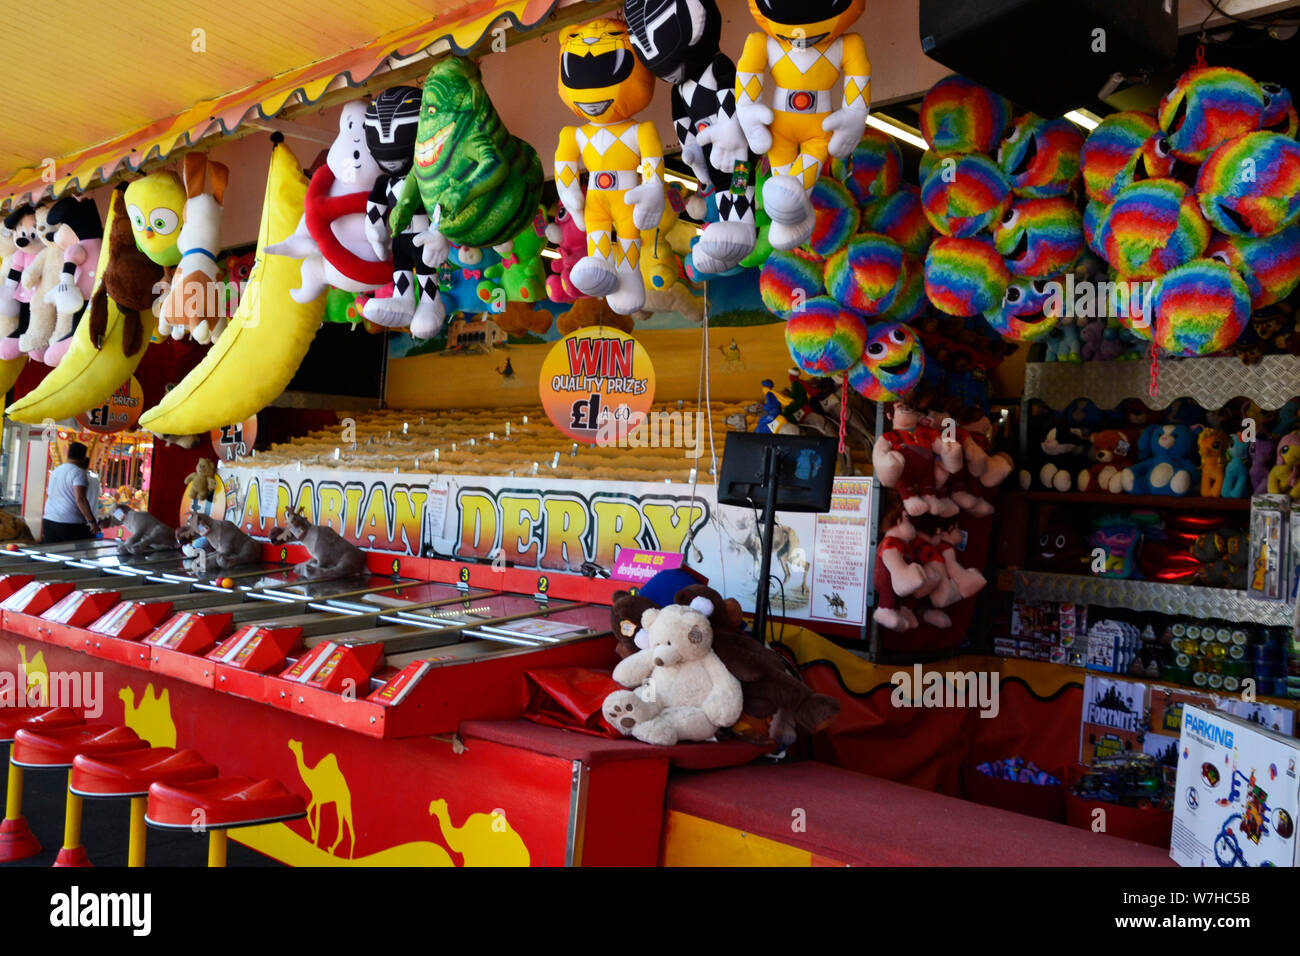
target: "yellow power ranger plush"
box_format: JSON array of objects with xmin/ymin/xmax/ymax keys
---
[
  {"xmin": 556, "ymin": 18, "xmax": 665, "ymax": 315},
  {"xmin": 736, "ymin": 0, "xmax": 870, "ymax": 249}
]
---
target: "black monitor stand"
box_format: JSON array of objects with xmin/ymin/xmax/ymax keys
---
[{"xmin": 753, "ymin": 444, "xmax": 779, "ymax": 644}]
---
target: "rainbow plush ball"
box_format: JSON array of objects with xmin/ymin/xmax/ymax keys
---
[
  {"xmin": 807, "ymin": 177, "xmax": 860, "ymax": 257},
  {"xmin": 1196, "ymin": 131, "xmax": 1300, "ymax": 237},
  {"xmin": 1158, "ymin": 66, "xmax": 1265, "ymax": 164},
  {"xmin": 921, "ymin": 153, "xmax": 1011, "ymax": 238},
  {"xmin": 1151, "ymin": 258, "xmax": 1251, "ymax": 356},
  {"xmin": 997, "ymin": 115, "xmax": 1084, "ymax": 198},
  {"xmin": 861, "ymin": 185, "xmax": 932, "ymax": 257},
  {"xmin": 834, "ymin": 128, "xmax": 902, "ymax": 204},
  {"xmin": 982, "ymin": 275, "xmax": 1060, "ymax": 342},
  {"xmin": 785, "ymin": 297, "xmax": 869, "ymax": 375},
  {"xmin": 761, "ymin": 250, "xmax": 825, "ymax": 318},
  {"xmin": 920, "ymin": 75, "xmax": 1012, "ymax": 155},
  {"xmin": 993, "ymin": 196, "xmax": 1084, "ymax": 277},
  {"xmin": 924, "ymin": 236, "xmax": 1011, "ymax": 316},
  {"xmin": 1207, "ymin": 226, "xmax": 1300, "ymax": 307},
  {"xmin": 1097, "ymin": 179, "xmax": 1209, "ymax": 280},
  {"xmin": 1083, "ymin": 200, "xmax": 1107, "ymax": 257},
  {"xmin": 1081, "ymin": 111, "xmax": 1175, "ymax": 205},
  {"xmin": 824, "ymin": 232, "xmax": 904, "ymax": 316},
  {"xmin": 880, "ymin": 255, "xmax": 926, "ymax": 323},
  {"xmin": 1261, "ymin": 82, "xmax": 1299, "ymax": 137},
  {"xmin": 847, "ymin": 324, "xmax": 925, "ymax": 401}
]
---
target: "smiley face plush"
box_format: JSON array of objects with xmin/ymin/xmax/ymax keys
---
[
  {"xmin": 982, "ymin": 275, "xmax": 1059, "ymax": 341},
  {"xmin": 824, "ymin": 231, "xmax": 904, "ymax": 316},
  {"xmin": 784, "ymin": 296, "xmax": 867, "ymax": 375},
  {"xmin": 994, "ymin": 196, "xmax": 1084, "ymax": 277},
  {"xmin": 123, "ymin": 171, "xmax": 186, "ymax": 267},
  {"xmin": 997, "ymin": 114, "xmax": 1084, "ymax": 198},
  {"xmin": 847, "ymin": 322, "xmax": 923, "ymax": 400},
  {"xmin": 921, "ymin": 153, "xmax": 1010, "ymax": 238},
  {"xmin": 1261, "ymin": 82, "xmax": 1299, "ymax": 137},
  {"xmin": 1196, "ymin": 131, "xmax": 1300, "ymax": 237},
  {"xmin": 1158, "ymin": 66, "xmax": 1266, "ymax": 164},
  {"xmin": 1097, "ymin": 178, "xmax": 1209, "ymax": 280},
  {"xmin": 1081, "ymin": 111, "xmax": 1175, "ymax": 205},
  {"xmin": 1208, "ymin": 226, "xmax": 1300, "ymax": 308}
]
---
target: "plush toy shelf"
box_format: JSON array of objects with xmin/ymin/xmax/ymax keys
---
[
  {"xmin": 1021, "ymin": 491, "xmax": 1251, "ymax": 512},
  {"xmin": 1012, "ymin": 570, "xmax": 1294, "ymax": 626},
  {"xmin": 1023, "ymin": 355, "xmax": 1300, "ymax": 412}
]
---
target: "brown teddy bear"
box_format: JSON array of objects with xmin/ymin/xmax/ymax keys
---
[
  {"xmin": 184, "ymin": 458, "xmax": 217, "ymax": 503},
  {"xmin": 609, "ymin": 589, "xmax": 659, "ymax": 659},
  {"xmin": 674, "ymin": 584, "xmax": 840, "ymax": 740}
]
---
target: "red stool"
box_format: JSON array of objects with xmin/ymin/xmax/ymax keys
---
[
  {"xmin": 0, "ymin": 707, "xmax": 85, "ymax": 862},
  {"xmin": 71, "ymin": 749, "xmax": 218, "ymax": 867},
  {"xmin": 11, "ymin": 725, "xmax": 148, "ymax": 866},
  {"xmin": 146, "ymin": 777, "xmax": 307, "ymax": 866}
]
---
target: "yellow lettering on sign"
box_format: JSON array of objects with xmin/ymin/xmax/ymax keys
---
[
  {"xmin": 642, "ymin": 503, "xmax": 703, "ymax": 554},
  {"xmin": 293, "ymin": 482, "xmax": 316, "ymax": 524},
  {"xmin": 500, "ymin": 495, "xmax": 541, "ymax": 565},
  {"xmin": 591, "ymin": 498, "xmax": 642, "ymax": 568},
  {"xmin": 317, "ymin": 483, "xmax": 346, "ymax": 534},
  {"xmin": 357, "ymin": 484, "xmax": 390, "ymax": 548},
  {"xmin": 341, "ymin": 484, "xmax": 367, "ymax": 545},
  {"xmin": 457, "ymin": 491, "xmax": 498, "ymax": 560},
  {"xmin": 541, "ymin": 498, "xmax": 588, "ymax": 571},
  {"xmin": 391, "ymin": 488, "xmax": 429, "ymax": 555}
]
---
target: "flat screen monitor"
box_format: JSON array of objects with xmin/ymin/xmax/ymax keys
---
[{"xmin": 716, "ymin": 432, "xmax": 837, "ymax": 514}]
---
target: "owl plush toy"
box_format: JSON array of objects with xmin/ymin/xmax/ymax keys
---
[
  {"xmin": 735, "ymin": 0, "xmax": 870, "ymax": 250},
  {"xmin": 555, "ymin": 18, "xmax": 666, "ymax": 314},
  {"xmin": 624, "ymin": 0, "xmax": 756, "ymax": 274}
]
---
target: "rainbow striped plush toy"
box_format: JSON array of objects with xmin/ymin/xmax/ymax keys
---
[
  {"xmin": 825, "ymin": 232, "xmax": 905, "ymax": 316},
  {"xmin": 879, "ymin": 256, "xmax": 926, "ymax": 323},
  {"xmin": 1080, "ymin": 111, "xmax": 1175, "ymax": 205},
  {"xmin": 1151, "ymin": 258, "xmax": 1251, "ymax": 356},
  {"xmin": 1098, "ymin": 179, "xmax": 1209, "ymax": 280},
  {"xmin": 785, "ymin": 297, "xmax": 868, "ymax": 375},
  {"xmin": 807, "ymin": 177, "xmax": 860, "ymax": 258},
  {"xmin": 920, "ymin": 75, "xmax": 1012, "ymax": 155},
  {"xmin": 982, "ymin": 275, "xmax": 1059, "ymax": 342},
  {"xmin": 861, "ymin": 185, "xmax": 933, "ymax": 257},
  {"xmin": 1196, "ymin": 131, "xmax": 1300, "ymax": 237},
  {"xmin": 921, "ymin": 153, "xmax": 1011, "ymax": 238},
  {"xmin": 997, "ymin": 115, "xmax": 1084, "ymax": 198},
  {"xmin": 924, "ymin": 236, "xmax": 1011, "ymax": 316},
  {"xmin": 760, "ymin": 249, "xmax": 825, "ymax": 319},
  {"xmin": 1158, "ymin": 66, "xmax": 1265, "ymax": 164},
  {"xmin": 993, "ymin": 196, "xmax": 1084, "ymax": 278},
  {"xmin": 1208, "ymin": 226, "xmax": 1300, "ymax": 308},
  {"xmin": 1261, "ymin": 82, "xmax": 1299, "ymax": 137},
  {"xmin": 834, "ymin": 128, "xmax": 903, "ymax": 205}
]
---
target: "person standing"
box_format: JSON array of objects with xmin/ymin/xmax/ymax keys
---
[{"xmin": 42, "ymin": 442, "xmax": 100, "ymax": 542}]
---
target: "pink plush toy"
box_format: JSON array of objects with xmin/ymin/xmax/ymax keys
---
[
  {"xmin": 42, "ymin": 196, "xmax": 103, "ymax": 366},
  {"xmin": 544, "ymin": 199, "xmax": 588, "ymax": 304}
]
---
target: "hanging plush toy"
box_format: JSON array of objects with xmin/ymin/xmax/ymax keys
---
[
  {"xmin": 0, "ymin": 204, "xmax": 44, "ymax": 359},
  {"xmin": 919, "ymin": 74, "xmax": 1010, "ymax": 156},
  {"xmin": 158, "ymin": 153, "xmax": 230, "ymax": 343},
  {"xmin": 265, "ymin": 102, "xmax": 392, "ymax": 303},
  {"xmin": 555, "ymin": 19, "xmax": 665, "ymax": 314},
  {"xmin": 1097, "ymin": 179, "xmax": 1209, "ymax": 280},
  {"xmin": 639, "ymin": 186, "xmax": 704, "ymax": 321},
  {"xmin": 17, "ymin": 202, "xmax": 59, "ymax": 361},
  {"xmin": 38, "ymin": 197, "xmax": 102, "ymax": 366},
  {"xmin": 391, "ymin": 56, "xmax": 544, "ymax": 270},
  {"xmin": 1080, "ymin": 111, "xmax": 1175, "ymax": 205},
  {"xmin": 996, "ymin": 114, "xmax": 1083, "ymax": 199},
  {"xmin": 544, "ymin": 199, "xmax": 588, "ymax": 303},
  {"xmin": 993, "ymin": 197, "xmax": 1084, "ymax": 278},
  {"xmin": 872, "ymin": 502, "xmax": 936, "ymax": 633},
  {"xmin": 872, "ymin": 400, "xmax": 962, "ymax": 517},
  {"xmin": 1195, "ymin": 130, "xmax": 1300, "ymax": 237},
  {"xmin": 735, "ymin": 0, "xmax": 870, "ymax": 250},
  {"xmin": 359, "ymin": 85, "xmax": 445, "ymax": 338},
  {"xmin": 1157, "ymin": 66, "xmax": 1265, "ymax": 164},
  {"xmin": 625, "ymin": 0, "xmax": 756, "ymax": 273},
  {"xmin": 484, "ymin": 210, "xmax": 549, "ymax": 305}
]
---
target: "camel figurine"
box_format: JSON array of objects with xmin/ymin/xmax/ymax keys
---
[
  {"xmin": 270, "ymin": 508, "xmax": 366, "ymax": 580},
  {"xmin": 288, "ymin": 739, "xmax": 355, "ymax": 858}
]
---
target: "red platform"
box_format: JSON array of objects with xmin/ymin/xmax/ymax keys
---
[
  {"xmin": 0, "ymin": 707, "xmax": 84, "ymax": 742},
  {"xmin": 11, "ymin": 724, "xmax": 147, "ymax": 769},
  {"xmin": 146, "ymin": 776, "xmax": 307, "ymax": 830},
  {"xmin": 71, "ymin": 748, "xmax": 218, "ymax": 798}
]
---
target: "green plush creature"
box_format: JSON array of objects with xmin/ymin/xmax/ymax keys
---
[
  {"xmin": 391, "ymin": 57, "xmax": 543, "ymax": 259},
  {"xmin": 739, "ymin": 170, "xmax": 773, "ymax": 270},
  {"xmin": 482, "ymin": 208, "xmax": 548, "ymax": 305}
]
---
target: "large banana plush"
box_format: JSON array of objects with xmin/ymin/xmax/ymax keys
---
[
  {"xmin": 139, "ymin": 139, "xmax": 325, "ymax": 436},
  {"xmin": 6, "ymin": 198, "xmax": 153, "ymax": 424},
  {"xmin": 0, "ymin": 356, "xmax": 26, "ymax": 396}
]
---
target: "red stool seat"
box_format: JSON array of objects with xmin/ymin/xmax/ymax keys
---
[
  {"xmin": 11, "ymin": 725, "xmax": 146, "ymax": 769},
  {"xmin": 71, "ymin": 748, "xmax": 217, "ymax": 798},
  {"xmin": 0, "ymin": 707, "xmax": 85, "ymax": 743},
  {"xmin": 146, "ymin": 776, "xmax": 307, "ymax": 830}
]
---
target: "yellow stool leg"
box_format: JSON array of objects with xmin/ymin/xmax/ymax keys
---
[
  {"xmin": 127, "ymin": 797, "xmax": 147, "ymax": 867},
  {"xmin": 52, "ymin": 769, "xmax": 90, "ymax": 867},
  {"xmin": 207, "ymin": 829, "xmax": 228, "ymax": 867},
  {"xmin": 4, "ymin": 762, "xmax": 22, "ymax": 820}
]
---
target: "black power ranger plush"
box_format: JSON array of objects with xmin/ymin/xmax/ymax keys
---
[{"xmin": 624, "ymin": 0, "xmax": 756, "ymax": 274}]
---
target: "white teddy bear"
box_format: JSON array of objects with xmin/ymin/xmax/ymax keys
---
[{"xmin": 602, "ymin": 595, "xmax": 743, "ymax": 746}]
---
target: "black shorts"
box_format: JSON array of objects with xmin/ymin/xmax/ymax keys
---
[{"xmin": 42, "ymin": 519, "xmax": 93, "ymax": 543}]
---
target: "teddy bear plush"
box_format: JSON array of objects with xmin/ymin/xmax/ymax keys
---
[
  {"xmin": 602, "ymin": 595, "xmax": 744, "ymax": 746},
  {"xmin": 1121, "ymin": 424, "xmax": 1200, "ymax": 496},
  {"xmin": 1076, "ymin": 428, "xmax": 1137, "ymax": 493},
  {"xmin": 609, "ymin": 589, "xmax": 659, "ymax": 660},
  {"xmin": 1197, "ymin": 427, "xmax": 1229, "ymax": 497},
  {"xmin": 674, "ymin": 584, "xmax": 840, "ymax": 740},
  {"xmin": 184, "ymin": 458, "xmax": 217, "ymax": 503}
]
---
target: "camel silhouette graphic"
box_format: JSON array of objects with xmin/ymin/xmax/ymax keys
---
[
  {"xmin": 288, "ymin": 739, "xmax": 356, "ymax": 858},
  {"xmin": 119, "ymin": 684, "xmax": 176, "ymax": 747},
  {"xmin": 17, "ymin": 644, "xmax": 47, "ymax": 704},
  {"xmin": 428, "ymin": 798, "xmax": 530, "ymax": 866}
]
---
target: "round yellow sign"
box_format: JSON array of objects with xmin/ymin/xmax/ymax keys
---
[
  {"xmin": 75, "ymin": 376, "xmax": 144, "ymax": 434},
  {"xmin": 539, "ymin": 327, "xmax": 655, "ymax": 444}
]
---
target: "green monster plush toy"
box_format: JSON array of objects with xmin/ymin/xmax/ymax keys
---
[
  {"xmin": 390, "ymin": 57, "xmax": 543, "ymax": 269},
  {"xmin": 482, "ymin": 208, "xmax": 549, "ymax": 305}
]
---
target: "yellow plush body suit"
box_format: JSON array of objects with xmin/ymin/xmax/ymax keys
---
[
  {"xmin": 556, "ymin": 20, "xmax": 665, "ymax": 315},
  {"xmin": 736, "ymin": 0, "xmax": 870, "ymax": 249}
]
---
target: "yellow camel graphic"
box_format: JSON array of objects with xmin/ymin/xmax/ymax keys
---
[
  {"xmin": 428, "ymin": 798, "xmax": 530, "ymax": 866},
  {"xmin": 288, "ymin": 739, "xmax": 355, "ymax": 858},
  {"xmin": 17, "ymin": 644, "xmax": 47, "ymax": 705},
  {"xmin": 119, "ymin": 684, "xmax": 176, "ymax": 748}
]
